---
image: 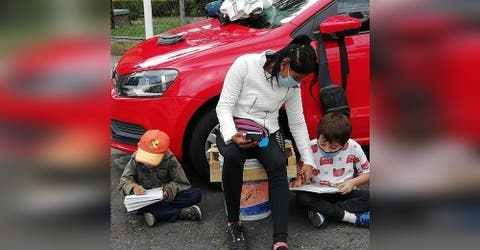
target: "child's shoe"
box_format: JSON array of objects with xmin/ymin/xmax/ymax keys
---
[
  {"xmin": 179, "ymin": 205, "xmax": 202, "ymax": 221},
  {"xmin": 308, "ymin": 210, "xmax": 325, "ymax": 228},
  {"xmin": 355, "ymin": 212, "xmax": 370, "ymax": 228},
  {"xmin": 144, "ymin": 212, "xmax": 156, "ymax": 227},
  {"xmin": 272, "ymin": 242, "xmax": 288, "ymax": 250},
  {"xmin": 226, "ymin": 222, "xmax": 246, "ymax": 250}
]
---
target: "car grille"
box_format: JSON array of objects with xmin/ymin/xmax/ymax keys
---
[{"xmin": 111, "ymin": 120, "xmax": 146, "ymax": 145}]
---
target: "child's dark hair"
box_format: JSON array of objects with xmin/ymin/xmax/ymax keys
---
[
  {"xmin": 264, "ymin": 35, "xmax": 318, "ymax": 85},
  {"xmin": 317, "ymin": 112, "xmax": 352, "ymax": 146}
]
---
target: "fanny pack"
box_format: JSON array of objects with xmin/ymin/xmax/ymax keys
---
[{"xmin": 233, "ymin": 118, "xmax": 269, "ymax": 148}]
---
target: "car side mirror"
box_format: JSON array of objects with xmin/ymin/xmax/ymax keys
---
[{"xmin": 319, "ymin": 15, "xmax": 361, "ymax": 39}]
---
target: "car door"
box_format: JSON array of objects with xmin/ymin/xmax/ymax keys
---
[{"xmin": 293, "ymin": 0, "xmax": 370, "ymax": 145}]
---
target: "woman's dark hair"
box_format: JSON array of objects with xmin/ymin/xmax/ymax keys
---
[
  {"xmin": 264, "ymin": 35, "xmax": 318, "ymax": 85},
  {"xmin": 317, "ymin": 112, "xmax": 352, "ymax": 146}
]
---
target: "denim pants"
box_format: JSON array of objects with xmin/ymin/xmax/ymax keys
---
[{"xmin": 138, "ymin": 188, "xmax": 202, "ymax": 222}]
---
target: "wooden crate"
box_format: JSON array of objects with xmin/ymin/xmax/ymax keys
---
[{"xmin": 209, "ymin": 140, "xmax": 297, "ymax": 182}]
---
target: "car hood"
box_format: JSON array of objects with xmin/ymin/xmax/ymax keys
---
[{"xmin": 116, "ymin": 19, "xmax": 269, "ymax": 75}]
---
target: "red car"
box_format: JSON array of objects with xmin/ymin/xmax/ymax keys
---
[{"xmin": 111, "ymin": 0, "xmax": 370, "ymax": 179}]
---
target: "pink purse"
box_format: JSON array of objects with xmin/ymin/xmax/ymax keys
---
[{"xmin": 233, "ymin": 118, "xmax": 269, "ymax": 147}]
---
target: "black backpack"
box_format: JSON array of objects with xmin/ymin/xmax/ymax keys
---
[
  {"xmin": 319, "ymin": 84, "xmax": 350, "ymax": 117},
  {"xmin": 314, "ymin": 30, "xmax": 351, "ymax": 118}
]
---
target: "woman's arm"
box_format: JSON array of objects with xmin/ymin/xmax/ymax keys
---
[
  {"xmin": 284, "ymin": 89, "xmax": 315, "ymax": 167},
  {"xmin": 216, "ymin": 56, "xmax": 248, "ymax": 143}
]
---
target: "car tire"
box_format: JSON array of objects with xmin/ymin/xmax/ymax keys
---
[{"xmin": 188, "ymin": 108, "xmax": 219, "ymax": 180}]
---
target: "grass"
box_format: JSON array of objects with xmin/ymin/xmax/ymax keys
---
[
  {"xmin": 111, "ymin": 17, "xmax": 203, "ymax": 38},
  {"xmin": 110, "ymin": 17, "xmax": 206, "ymax": 56},
  {"xmin": 111, "ymin": 40, "xmax": 140, "ymax": 56}
]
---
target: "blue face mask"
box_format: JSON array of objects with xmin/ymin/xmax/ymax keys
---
[
  {"xmin": 318, "ymin": 145, "xmax": 342, "ymax": 158},
  {"xmin": 277, "ymin": 65, "xmax": 299, "ymax": 88}
]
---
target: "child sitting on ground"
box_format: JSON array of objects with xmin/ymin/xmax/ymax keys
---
[
  {"xmin": 118, "ymin": 129, "xmax": 202, "ymax": 226},
  {"xmin": 291, "ymin": 112, "xmax": 370, "ymax": 228}
]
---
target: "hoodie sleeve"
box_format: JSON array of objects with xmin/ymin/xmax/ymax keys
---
[
  {"xmin": 162, "ymin": 155, "xmax": 192, "ymax": 202},
  {"xmin": 216, "ymin": 55, "xmax": 248, "ymax": 143},
  {"xmin": 284, "ymin": 88, "xmax": 315, "ymax": 167}
]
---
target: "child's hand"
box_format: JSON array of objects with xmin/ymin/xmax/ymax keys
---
[
  {"xmin": 162, "ymin": 187, "xmax": 169, "ymax": 200},
  {"xmin": 337, "ymin": 179, "xmax": 355, "ymax": 195},
  {"xmin": 290, "ymin": 177, "xmax": 304, "ymax": 188},
  {"xmin": 133, "ymin": 185, "xmax": 146, "ymax": 195}
]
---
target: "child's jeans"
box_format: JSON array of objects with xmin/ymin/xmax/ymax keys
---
[
  {"xmin": 296, "ymin": 189, "xmax": 369, "ymax": 220},
  {"xmin": 138, "ymin": 188, "xmax": 202, "ymax": 222}
]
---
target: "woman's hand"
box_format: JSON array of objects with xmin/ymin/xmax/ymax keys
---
[
  {"xmin": 289, "ymin": 177, "xmax": 304, "ymax": 188},
  {"xmin": 337, "ymin": 179, "xmax": 355, "ymax": 195},
  {"xmin": 232, "ymin": 132, "xmax": 257, "ymax": 148},
  {"xmin": 300, "ymin": 164, "xmax": 314, "ymax": 183}
]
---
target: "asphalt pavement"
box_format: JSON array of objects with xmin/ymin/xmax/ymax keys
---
[{"xmin": 111, "ymin": 149, "xmax": 369, "ymax": 249}]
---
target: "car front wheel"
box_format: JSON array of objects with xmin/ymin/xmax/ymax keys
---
[{"xmin": 188, "ymin": 108, "xmax": 219, "ymax": 180}]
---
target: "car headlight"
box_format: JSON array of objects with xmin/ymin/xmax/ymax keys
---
[{"xmin": 115, "ymin": 69, "xmax": 178, "ymax": 97}]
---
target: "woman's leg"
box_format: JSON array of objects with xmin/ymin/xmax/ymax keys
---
[
  {"xmin": 255, "ymin": 134, "xmax": 288, "ymax": 244},
  {"xmin": 216, "ymin": 134, "xmax": 247, "ymax": 223}
]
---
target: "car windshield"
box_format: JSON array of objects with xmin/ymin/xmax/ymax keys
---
[{"xmin": 234, "ymin": 0, "xmax": 318, "ymax": 29}]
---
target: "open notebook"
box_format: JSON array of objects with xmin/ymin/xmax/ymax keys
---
[
  {"xmin": 124, "ymin": 187, "xmax": 164, "ymax": 212},
  {"xmin": 290, "ymin": 184, "xmax": 339, "ymax": 194}
]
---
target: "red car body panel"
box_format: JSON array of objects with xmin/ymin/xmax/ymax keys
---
[
  {"xmin": 111, "ymin": 0, "xmax": 370, "ymax": 161},
  {"xmin": 302, "ymin": 33, "xmax": 370, "ymax": 145},
  {"xmin": 111, "ymin": 95, "xmax": 205, "ymax": 154}
]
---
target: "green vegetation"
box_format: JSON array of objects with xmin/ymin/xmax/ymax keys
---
[
  {"xmin": 111, "ymin": 17, "xmax": 203, "ymax": 37},
  {"xmin": 111, "ymin": 40, "xmax": 140, "ymax": 56},
  {"xmin": 113, "ymin": 0, "xmax": 211, "ymax": 19}
]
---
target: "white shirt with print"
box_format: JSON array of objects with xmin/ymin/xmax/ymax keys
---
[{"xmin": 310, "ymin": 138, "xmax": 370, "ymax": 187}]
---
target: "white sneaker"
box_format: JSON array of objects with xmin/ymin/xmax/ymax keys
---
[{"xmin": 144, "ymin": 212, "xmax": 156, "ymax": 227}]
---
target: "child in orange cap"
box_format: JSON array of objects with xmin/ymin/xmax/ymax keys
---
[{"xmin": 118, "ymin": 129, "xmax": 202, "ymax": 226}]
